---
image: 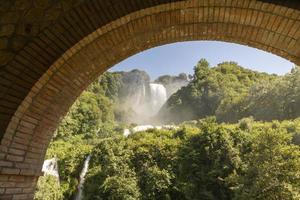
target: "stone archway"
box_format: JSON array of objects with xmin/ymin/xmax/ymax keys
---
[{"xmin": 0, "ymin": 0, "xmax": 299, "ymax": 199}]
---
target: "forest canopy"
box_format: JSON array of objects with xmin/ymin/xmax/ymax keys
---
[
  {"xmin": 159, "ymin": 59, "xmax": 300, "ymax": 123},
  {"xmin": 35, "ymin": 59, "xmax": 300, "ymax": 200}
]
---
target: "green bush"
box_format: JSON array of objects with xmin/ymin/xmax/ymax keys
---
[{"xmin": 34, "ymin": 175, "xmax": 63, "ymax": 200}]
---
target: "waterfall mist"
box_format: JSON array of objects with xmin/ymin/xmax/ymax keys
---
[
  {"xmin": 125, "ymin": 83, "xmax": 168, "ymax": 124},
  {"xmin": 114, "ymin": 70, "xmax": 189, "ymax": 125}
]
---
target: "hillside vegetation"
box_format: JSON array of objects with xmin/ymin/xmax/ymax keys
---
[
  {"xmin": 34, "ymin": 59, "xmax": 300, "ymax": 200},
  {"xmin": 159, "ymin": 59, "xmax": 300, "ymax": 123},
  {"xmin": 82, "ymin": 118, "xmax": 300, "ymax": 200}
]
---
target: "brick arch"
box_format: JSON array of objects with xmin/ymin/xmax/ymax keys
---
[{"xmin": 0, "ymin": 0, "xmax": 300, "ymax": 199}]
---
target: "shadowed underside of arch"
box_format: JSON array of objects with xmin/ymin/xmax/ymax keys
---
[{"xmin": 0, "ymin": 0, "xmax": 299, "ymax": 199}]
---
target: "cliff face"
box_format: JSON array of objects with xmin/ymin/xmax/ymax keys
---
[
  {"xmin": 112, "ymin": 70, "xmax": 150, "ymax": 124},
  {"xmin": 112, "ymin": 70, "xmax": 189, "ymax": 124},
  {"xmin": 118, "ymin": 70, "xmax": 189, "ymax": 99},
  {"xmin": 117, "ymin": 69, "xmax": 151, "ymax": 99}
]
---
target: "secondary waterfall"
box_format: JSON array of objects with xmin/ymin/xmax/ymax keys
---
[
  {"xmin": 74, "ymin": 155, "xmax": 91, "ymax": 200},
  {"xmin": 42, "ymin": 158, "xmax": 59, "ymax": 179}
]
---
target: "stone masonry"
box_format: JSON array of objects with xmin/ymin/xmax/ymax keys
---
[{"xmin": 0, "ymin": 0, "xmax": 299, "ymax": 199}]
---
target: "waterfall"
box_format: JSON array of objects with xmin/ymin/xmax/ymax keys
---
[
  {"xmin": 42, "ymin": 158, "xmax": 59, "ymax": 179},
  {"xmin": 130, "ymin": 83, "xmax": 167, "ymax": 118},
  {"xmin": 74, "ymin": 155, "xmax": 91, "ymax": 200},
  {"xmin": 149, "ymin": 83, "xmax": 167, "ymax": 115},
  {"xmin": 125, "ymin": 82, "xmax": 168, "ymax": 123}
]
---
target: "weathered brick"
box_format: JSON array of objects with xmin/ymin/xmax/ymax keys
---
[
  {"xmin": 0, "ymin": 51, "xmax": 14, "ymax": 65},
  {"xmin": 12, "ymin": 194, "xmax": 28, "ymax": 200},
  {"xmin": 10, "ymin": 143, "xmax": 27, "ymax": 151},
  {"xmin": 0, "ymin": 182, "xmax": 15, "ymax": 187},
  {"xmin": 9, "ymin": 175, "xmax": 25, "ymax": 182},
  {"xmin": 0, "ymin": 161, "xmax": 13, "ymax": 167},
  {"xmin": 1, "ymin": 168, "xmax": 20, "ymax": 175},
  {"xmin": 8, "ymin": 148, "xmax": 25, "ymax": 156},
  {"xmin": 5, "ymin": 188, "xmax": 22, "ymax": 194},
  {"xmin": 0, "ymin": 1, "xmax": 299, "ymax": 200},
  {"xmin": 0, "ymin": 194, "xmax": 14, "ymax": 199},
  {"xmin": 19, "ymin": 169, "xmax": 37, "ymax": 176},
  {"xmin": 6, "ymin": 155, "xmax": 24, "ymax": 162},
  {"xmin": 0, "ymin": 37, "xmax": 9, "ymax": 49},
  {"xmin": 0, "ymin": 175, "xmax": 9, "ymax": 181},
  {"xmin": 21, "ymin": 187, "xmax": 34, "ymax": 194},
  {"xmin": 15, "ymin": 182, "xmax": 32, "ymax": 188},
  {"xmin": 0, "ymin": 24, "xmax": 15, "ymax": 37}
]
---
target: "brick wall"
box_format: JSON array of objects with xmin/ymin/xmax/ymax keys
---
[{"xmin": 0, "ymin": 0, "xmax": 299, "ymax": 199}]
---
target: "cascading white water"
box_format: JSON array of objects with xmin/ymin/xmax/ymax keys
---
[
  {"xmin": 74, "ymin": 155, "xmax": 91, "ymax": 200},
  {"xmin": 129, "ymin": 83, "xmax": 167, "ymax": 121},
  {"xmin": 42, "ymin": 158, "xmax": 59, "ymax": 179},
  {"xmin": 123, "ymin": 125, "xmax": 179, "ymax": 136},
  {"xmin": 149, "ymin": 83, "xmax": 167, "ymax": 115}
]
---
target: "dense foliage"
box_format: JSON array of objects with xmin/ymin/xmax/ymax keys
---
[
  {"xmin": 55, "ymin": 72, "xmax": 122, "ymax": 139},
  {"xmin": 159, "ymin": 59, "xmax": 300, "ymax": 123},
  {"xmin": 83, "ymin": 118, "xmax": 300, "ymax": 200},
  {"xmin": 35, "ymin": 72, "xmax": 124, "ymax": 199},
  {"xmin": 34, "ymin": 175, "xmax": 64, "ymax": 200},
  {"xmin": 35, "ymin": 118, "xmax": 300, "ymax": 200},
  {"xmin": 35, "ymin": 59, "xmax": 300, "ymax": 200}
]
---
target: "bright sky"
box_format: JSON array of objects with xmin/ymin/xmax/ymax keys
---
[{"xmin": 111, "ymin": 41, "xmax": 294, "ymax": 80}]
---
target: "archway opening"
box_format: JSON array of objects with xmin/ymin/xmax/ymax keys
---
[{"xmin": 34, "ymin": 41, "xmax": 300, "ymax": 200}]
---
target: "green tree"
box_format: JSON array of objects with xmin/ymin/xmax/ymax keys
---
[
  {"xmin": 128, "ymin": 130, "xmax": 181, "ymax": 199},
  {"xmin": 140, "ymin": 165, "xmax": 173, "ymax": 200},
  {"xmin": 101, "ymin": 176, "xmax": 141, "ymax": 200},
  {"xmin": 178, "ymin": 118, "xmax": 241, "ymax": 200},
  {"xmin": 46, "ymin": 135, "xmax": 92, "ymax": 199},
  {"xmin": 159, "ymin": 60, "xmax": 300, "ymax": 124},
  {"xmin": 234, "ymin": 128, "xmax": 300, "ymax": 199},
  {"xmin": 34, "ymin": 175, "xmax": 63, "ymax": 200},
  {"xmin": 56, "ymin": 91, "xmax": 105, "ymax": 138},
  {"xmin": 84, "ymin": 137, "xmax": 141, "ymax": 200},
  {"xmin": 284, "ymin": 66, "xmax": 300, "ymax": 119}
]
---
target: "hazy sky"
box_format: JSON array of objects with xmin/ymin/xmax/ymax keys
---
[{"xmin": 111, "ymin": 41, "xmax": 294, "ymax": 80}]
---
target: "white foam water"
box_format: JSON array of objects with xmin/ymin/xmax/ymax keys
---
[{"xmin": 74, "ymin": 155, "xmax": 91, "ymax": 200}]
